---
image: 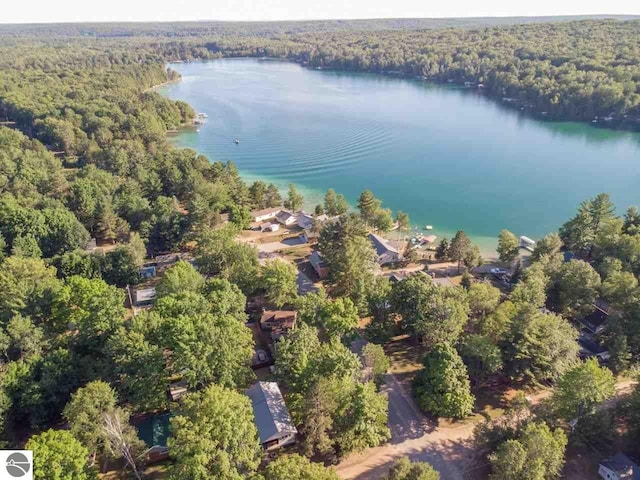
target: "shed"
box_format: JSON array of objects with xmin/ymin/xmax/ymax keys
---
[
  {"xmin": 140, "ymin": 265, "xmax": 157, "ymax": 279},
  {"xmin": 246, "ymin": 382, "xmax": 297, "ymax": 450},
  {"xmin": 260, "ymin": 222, "xmax": 280, "ymax": 233}
]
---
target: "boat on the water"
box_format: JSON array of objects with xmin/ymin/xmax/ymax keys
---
[
  {"xmin": 425, "ymin": 225, "xmax": 433, "ymax": 230},
  {"xmin": 234, "ymin": 138, "xmax": 240, "ymax": 144}
]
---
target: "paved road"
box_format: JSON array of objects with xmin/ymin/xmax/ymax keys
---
[{"xmin": 335, "ymin": 373, "xmax": 475, "ymax": 480}]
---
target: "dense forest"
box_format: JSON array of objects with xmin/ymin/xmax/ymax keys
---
[
  {"xmin": 0, "ymin": 18, "xmax": 639, "ymax": 480},
  {"xmin": 207, "ymin": 20, "xmax": 640, "ymax": 124}
]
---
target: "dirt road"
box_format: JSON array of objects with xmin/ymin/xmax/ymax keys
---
[
  {"xmin": 336, "ymin": 373, "xmax": 477, "ymax": 480},
  {"xmin": 336, "ymin": 374, "xmax": 637, "ymax": 480}
]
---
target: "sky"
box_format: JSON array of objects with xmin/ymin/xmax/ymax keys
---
[{"xmin": 1, "ymin": 0, "xmax": 639, "ymax": 24}]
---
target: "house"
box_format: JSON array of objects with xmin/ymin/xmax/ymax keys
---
[
  {"xmin": 369, "ymin": 233, "xmax": 402, "ymax": 265},
  {"xmin": 579, "ymin": 306, "xmax": 609, "ymax": 335},
  {"xmin": 260, "ymin": 222, "xmax": 280, "ymax": 233},
  {"xmin": 134, "ymin": 287, "xmax": 157, "ymax": 307},
  {"xmin": 136, "ymin": 413, "xmax": 171, "ymax": 463},
  {"xmin": 297, "ymin": 212, "xmax": 328, "ymax": 231},
  {"xmin": 276, "ymin": 210, "xmax": 297, "ymax": 227},
  {"xmin": 260, "ymin": 310, "xmax": 297, "ymax": 340},
  {"xmin": 296, "ymin": 212, "xmax": 314, "ymax": 230},
  {"xmin": 251, "ymin": 207, "xmax": 282, "ymax": 223},
  {"xmin": 246, "ymin": 382, "xmax": 297, "ymax": 450},
  {"xmin": 139, "ymin": 265, "xmax": 157, "ymax": 279},
  {"xmin": 598, "ymin": 452, "xmax": 640, "ymax": 480},
  {"xmin": 309, "ymin": 251, "xmax": 329, "ymax": 279}
]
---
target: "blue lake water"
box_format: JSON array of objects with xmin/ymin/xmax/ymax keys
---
[{"xmin": 160, "ymin": 58, "xmax": 640, "ymax": 253}]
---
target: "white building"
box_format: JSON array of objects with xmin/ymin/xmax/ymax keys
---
[
  {"xmin": 276, "ymin": 210, "xmax": 297, "ymax": 227},
  {"xmin": 251, "ymin": 207, "xmax": 282, "ymax": 223}
]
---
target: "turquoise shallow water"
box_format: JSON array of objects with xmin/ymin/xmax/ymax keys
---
[{"xmin": 160, "ymin": 58, "xmax": 640, "ymax": 254}]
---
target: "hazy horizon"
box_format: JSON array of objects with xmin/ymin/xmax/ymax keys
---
[{"xmin": 2, "ymin": 0, "xmax": 639, "ymax": 25}]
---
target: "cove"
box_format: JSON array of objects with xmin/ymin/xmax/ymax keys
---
[{"xmin": 160, "ymin": 58, "xmax": 640, "ymax": 253}]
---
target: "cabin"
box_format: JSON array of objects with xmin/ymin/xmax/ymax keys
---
[
  {"xmin": 260, "ymin": 310, "xmax": 297, "ymax": 341},
  {"xmin": 309, "ymin": 251, "xmax": 329, "ymax": 279},
  {"xmin": 598, "ymin": 452, "xmax": 640, "ymax": 480},
  {"xmin": 260, "ymin": 222, "xmax": 280, "ymax": 233},
  {"xmin": 276, "ymin": 210, "xmax": 297, "ymax": 227},
  {"xmin": 369, "ymin": 233, "xmax": 402, "ymax": 265},
  {"xmin": 246, "ymin": 382, "xmax": 297, "ymax": 451},
  {"xmin": 251, "ymin": 207, "xmax": 282, "ymax": 223},
  {"xmin": 136, "ymin": 413, "xmax": 171, "ymax": 464}
]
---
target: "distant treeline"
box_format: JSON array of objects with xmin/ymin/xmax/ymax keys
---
[
  {"xmin": 1, "ymin": 15, "xmax": 638, "ymax": 38},
  {"xmin": 203, "ymin": 20, "xmax": 640, "ymax": 125},
  {"xmin": 2, "ymin": 19, "xmax": 640, "ymax": 124}
]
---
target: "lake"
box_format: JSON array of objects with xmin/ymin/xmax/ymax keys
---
[{"xmin": 160, "ymin": 58, "xmax": 640, "ymax": 253}]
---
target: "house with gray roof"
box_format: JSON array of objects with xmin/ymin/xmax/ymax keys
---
[
  {"xmin": 598, "ymin": 452, "xmax": 640, "ymax": 480},
  {"xmin": 246, "ymin": 381, "xmax": 297, "ymax": 450},
  {"xmin": 369, "ymin": 233, "xmax": 403, "ymax": 265}
]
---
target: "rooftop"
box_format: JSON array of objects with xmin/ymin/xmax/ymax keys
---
[
  {"xmin": 579, "ymin": 306, "xmax": 608, "ymax": 333},
  {"xmin": 251, "ymin": 207, "xmax": 282, "ymax": 218},
  {"xmin": 260, "ymin": 310, "xmax": 297, "ymax": 337},
  {"xmin": 601, "ymin": 452, "xmax": 640, "ymax": 479},
  {"xmin": 246, "ymin": 382, "xmax": 297, "ymax": 444},
  {"xmin": 369, "ymin": 233, "xmax": 399, "ymax": 256},
  {"xmin": 136, "ymin": 413, "xmax": 171, "ymax": 448},
  {"xmin": 309, "ymin": 251, "xmax": 326, "ymax": 269}
]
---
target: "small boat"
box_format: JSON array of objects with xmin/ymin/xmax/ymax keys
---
[
  {"xmin": 425, "ymin": 225, "xmax": 433, "ymax": 230},
  {"xmin": 234, "ymin": 138, "xmax": 240, "ymax": 144}
]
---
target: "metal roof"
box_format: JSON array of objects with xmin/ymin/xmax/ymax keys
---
[{"xmin": 246, "ymin": 382, "xmax": 297, "ymax": 444}]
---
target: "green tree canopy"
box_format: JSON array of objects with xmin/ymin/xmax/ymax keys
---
[
  {"xmin": 26, "ymin": 429, "xmax": 95, "ymax": 480},
  {"xmin": 412, "ymin": 343, "xmax": 475, "ymax": 419},
  {"xmin": 386, "ymin": 457, "xmax": 440, "ymax": 480},
  {"xmin": 489, "ymin": 422, "xmax": 567, "ymax": 480},
  {"xmin": 156, "ymin": 260, "xmax": 205, "ymax": 298},
  {"xmin": 550, "ymin": 358, "xmax": 615, "ymax": 421},
  {"xmin": 262, "ymin": 258, "xmax": 298, "ymax": 308},
  {"xmin": 263, "ymin": 454, "xmax": 340, "ymax": 480},
  {"xmin": 497, "ymin": 229, "xmax": 520, "ymax": 263},
  {"xmin": 168, "ymin": 384, "xmax": 261, "ymax": 480}
]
